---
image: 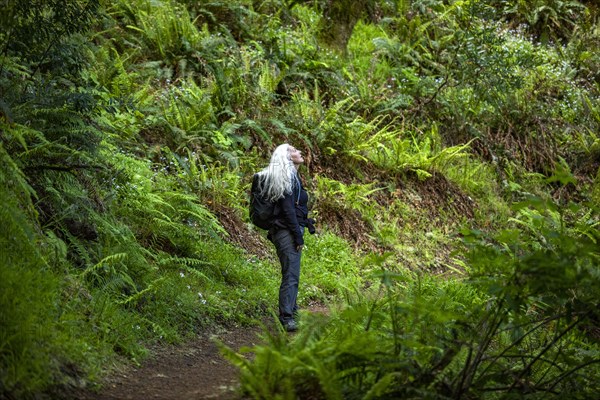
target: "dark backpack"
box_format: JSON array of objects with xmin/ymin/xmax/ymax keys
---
[{"xmin": 250, "ymin": 174, "xmax": 277, "ymax": 230}]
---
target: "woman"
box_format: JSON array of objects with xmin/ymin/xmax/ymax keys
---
[{"xmin": 256, "ymin": 143, "xmax": 315, "ymax": 332}]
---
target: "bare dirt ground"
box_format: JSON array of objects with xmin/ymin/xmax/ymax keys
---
[
  {"xmin": 73, "ymin": 303, "xmax": 329, "ymax": 400},
  {"xmin": 75, "ymin": 324, "xmax": 265, "ymax": 400}
]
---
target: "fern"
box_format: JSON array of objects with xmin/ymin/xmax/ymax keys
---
[
  {"xmin": 79, "ymin": 252, "xmax": 138, "ymax": 297},
  {"xmin": 315, "ymin": 176, "xmax": 383, "ymax": 214},
  {"xmin": 158, "ymin": 254, "xmax": 213, "ymax": 269},
  {"xmin": 138, "ymin": 316, "xmax": 169, "ymax": 340},
  {"xmin": 331, "ymin": 116, "xmax": 474, "ymax": 180},
  {"xmin": 81, "ymin": 253, "xmax": 129, "ymax": 279},
  {"xmin": 120, "ymin": 277, "xmax": 166, "ymax": 306},
  {"xmin": 116, "ymin": 0, "xmax": 206, "ymax": 62},
  {"xmin": 0, "ymin": 135, "xmax": 62, "ymax": 396}
]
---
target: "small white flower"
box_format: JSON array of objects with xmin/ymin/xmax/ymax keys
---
[
  {"xmin": 198, "ymin": 292, "xmax": 203, "ymax": 298},
  {"xmin": 180, "ymin": 272, "xmax": 185, "ymax": 278}
]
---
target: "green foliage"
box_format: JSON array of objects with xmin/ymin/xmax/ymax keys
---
[
  {"xmin": 2, "ymin": 0, "xmax": 600, "ymax": 397},
  {"xmin": 300, "ymin": 232, "xmax": 361, "ymax": 302},
  {"xmin": 1, "ymin": 0, "xmax": 101, "ymax": 66},
  {"xmin": 228, "ymin": 192, "xmax": 600, "ymax": 399},
  {"xmin": 315, "ymin": 176, "xmax": 383, "ymax": 213},
  {"xmin": 317, "ymin": 0, "xmax": 370, "ymax": 53},
  {"xmin": 157, "ymin": 147, "xmax": 245, "ymax": 209},
  {"xmin": 225, "ymin": 269, "xmax": 487, "ymax": 399},
  {"xmin": 565, "ymin": 8, "xmax": 600, "ymax": 84},
  {"xmin": 0, "ymin": 146, "xmax": 57, "ymax": 395},
  {"xmin": 179, "ymin": 0, "xmax": 256, "ymax": 40},
  {"xmin": 498, "ymin": 0, "xmax": 587, "ymax": 43},
  {"xmin": 456, "ymin": 198, "xmax": 600, "ymax": 398},
  {"xmin": 105, "ymin": 145, "xmax": 227, "ymax": 255},
  {"xmin": 115, "ymin": 0, "xmax": 206, "ymax": 63},
  {"xmin": 342, "ymin": 1, "xmax": 599, "ymax": 176},
  {"xmin": 320, "ymin": 113, "xmax": 475, "ymax": 181}
]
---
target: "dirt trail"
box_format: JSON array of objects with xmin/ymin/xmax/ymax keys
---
[
  {"xmin": 76, "ymin": 325, "xmax": 264, "ymax": 400},
  {"xmin": 75, "ymin": 304, "xmax": 329, "ymax": 400}
]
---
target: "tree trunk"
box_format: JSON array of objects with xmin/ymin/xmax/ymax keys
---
[{"xmin": 318, "ymin": 0, "xmax": 369, "ymax": 54}]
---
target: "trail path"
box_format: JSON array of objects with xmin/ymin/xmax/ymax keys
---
[
  {"xmin": 76, "ymin": 304, "xmax": 329, "ymax": 400},
  {"xmin": 77, "ymin": 325, "xmax": 264, "ymax": 400}
]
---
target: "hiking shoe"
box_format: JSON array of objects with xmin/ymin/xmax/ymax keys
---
[{"xmin": 284, "ymin": 320, "xmax": 298, "ymax": 332}]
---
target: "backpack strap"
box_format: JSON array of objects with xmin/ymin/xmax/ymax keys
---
[{"xmin": 293, "ymin": 173, "xmax": 301, "ymax": 205}]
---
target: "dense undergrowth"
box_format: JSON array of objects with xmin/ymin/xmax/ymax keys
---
[{"xmin": 1, "ymin": 0, "xmax": 599, "ymax": 398}]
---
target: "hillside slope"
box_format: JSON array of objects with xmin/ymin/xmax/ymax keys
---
[{"xmin": 1, "ymin": 0, "xmax": 599, "ymax": 398}]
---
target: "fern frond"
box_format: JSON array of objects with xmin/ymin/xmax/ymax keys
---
[
  {"xmin": 81, "ymin": 253, "xmax": 128, "ymax": 279},
  {"xmin": 139, "ymin": 316, "xmax": 168, "ymax": 339},
  {"xmin": 100, "ymin": 272, "xmax": 136, "ymax": 293},
  {"xmin": 158, "ymin": 255, "xmax": 213, "ymax": 268},
  {"xmin": 157, "ymin": 255, "xmax": 213, "ymax": 281},
  {"xmin": 0, "ymin": 138, "xmax": 37, "ymax": 203},
  {"xmin": 120, "ymin": 277, "xmax": 165, "ymax": 306}
]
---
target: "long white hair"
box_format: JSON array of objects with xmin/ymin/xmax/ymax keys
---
[{"xmin": 257, "ymin": 143, "xmax": 296, "ymax": 202}]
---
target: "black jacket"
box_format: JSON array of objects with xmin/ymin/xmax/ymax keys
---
[{"xmin": 272, "ymin": 172, "xmax": 314, "ymax": 246}]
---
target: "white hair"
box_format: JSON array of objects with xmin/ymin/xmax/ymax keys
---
[{"xmin": 257, "ymin": 143, "xmax": 296, "ymax": 202}]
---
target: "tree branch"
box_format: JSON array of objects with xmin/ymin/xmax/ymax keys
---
[{"xmin": 507, "ymin": 311, "xmax": 591, "ymax": 393}]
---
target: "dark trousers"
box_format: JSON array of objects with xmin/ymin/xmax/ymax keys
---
[{"xmin": 270, "ymin": 228, "xmax": 303, "ymax": 324}]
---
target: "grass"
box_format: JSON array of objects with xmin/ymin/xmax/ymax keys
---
[{"xmin": 300, "ymin": 231, "xmax": 361, "ymax": 303}]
